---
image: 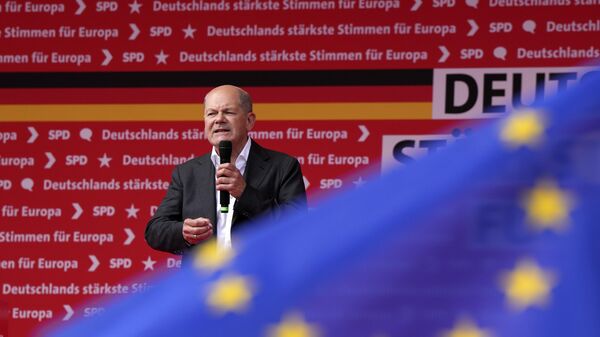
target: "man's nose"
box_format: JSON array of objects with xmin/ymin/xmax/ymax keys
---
[{"xmin": 215, "ymin": 112, "xmax": 227, "ymax": 122}]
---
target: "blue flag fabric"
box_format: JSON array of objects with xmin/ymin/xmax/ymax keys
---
[{"xmin": 45, "ymin": 69, "xmax": 600, "ymax": 337}]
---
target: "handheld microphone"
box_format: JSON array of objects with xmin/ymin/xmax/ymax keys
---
[{"xmin": 218, "ymin": 140, "xmax": 232, "ymax": 213}]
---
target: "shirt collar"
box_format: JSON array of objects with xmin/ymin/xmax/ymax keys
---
[{"xmin": 210, "ymin": 137, "xmax": 252, "ymax": 169}]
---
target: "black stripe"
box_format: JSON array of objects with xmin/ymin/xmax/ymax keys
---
[{"xmin": 0, "ymin": 70, "xmax": 433, "ymax": 88}]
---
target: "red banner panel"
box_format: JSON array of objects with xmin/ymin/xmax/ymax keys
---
[{"xmin": 0, "ymin": 1, "xmax": 597, "ymax": 336}]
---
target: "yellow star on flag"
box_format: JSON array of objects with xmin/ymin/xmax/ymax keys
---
[
  {"xmin": 206, "ymin": 274, "xmax": 253, "ymax": 314},
  {"xmin": 500, "ymin": 258, "xmax": 556, "ymax": 311},
  {"xmin": 500, "ymin": 109, "xmax": 544, "ymax": 147},
  {"xmin": 523, "ymin": 180, "xmax": 572, "ymax": 231},
  {"xmin": 194, "ymin": 239, "xmax": 234, "ymax": 272},
  {"xmin": 267, "ymin": 312, "xmax": 320, "ymax": 337},
  {"xmin": 441, "ymin": 317, "xmax": 492, "ymax": 337}
]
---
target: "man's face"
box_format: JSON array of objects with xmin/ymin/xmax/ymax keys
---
[{"xmin": 204, "ymin": 87, "xmax": 255, "ymax": 151}]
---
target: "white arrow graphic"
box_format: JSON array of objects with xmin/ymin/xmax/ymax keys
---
[
  {"xmin": 129, "ymin": 23, "xmax": 140, "ymax": 40},
  {"xmin": 302, "ymin": 176, "xmax": 310, "ymax": 190},
  {"xmin": 75, "ymin": 0, "xmax": 86, "ymax": 15},
  {"xmin": 438, "ymin": 46, "xmax": 450, "ymax": 63},
  {"xmin": 358, "ymin": 125, "xmax": 370, "ymax": 142},
  {"xmin": 63, "ymin": 305, "xmax": 74, "ymax": 321},
  {"xmin": 467, "ymin": 19, "xmax": 479, "ymax": 36},
  {"xmin": 44, "ymin": 152, "xmax": 56, "ymax": 169},
  {"xmin": 88, "ymin": 255, "xmax": 100, "ymax": 272},
  {"xmin": 101, "ymin": 49, "xmax": 112, "ymax": 66},
  {"xmin": 124, "ymin": 228, "xmax": 135, "ymax": 246},
  {"xmin": 27, "ymin": 126, "xmax": 38, "ymax": 144},
  {"xmin": 411, "ymin": 0, "xmax": 422, "ymax": 11},
  {"xmin": 72, "ymin": 203, "xmax": 83, "ymax": 220}
]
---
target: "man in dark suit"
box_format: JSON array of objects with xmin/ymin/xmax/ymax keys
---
[{"xmin": 145, "ymin": 85, "xmax": 307, "ymax": 255}]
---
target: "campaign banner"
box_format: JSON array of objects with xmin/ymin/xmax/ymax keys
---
[{"xmin": 1, "ymin": 1, "xmax": 598, "ymax": 336}]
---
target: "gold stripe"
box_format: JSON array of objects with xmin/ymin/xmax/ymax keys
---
[{"xmin": 0, "ymin": 103, "xmax": 431, "ymax": 121}]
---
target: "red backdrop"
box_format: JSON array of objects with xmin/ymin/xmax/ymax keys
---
[{"xmin": 0, "ymin": 1, "xmax": 598, "ymax": 336}]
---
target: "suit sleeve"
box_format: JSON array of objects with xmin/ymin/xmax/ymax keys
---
[
  {"xmin": 145, "ymin": 166, "xmax": 189, "ymax": 254},
  {"xmin": 235, "ymin": 157, "xmax": 307, "ymax": 218}
]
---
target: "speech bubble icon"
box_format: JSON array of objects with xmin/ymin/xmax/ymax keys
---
[
  {"xmin": 465, "ymin": 0, "xmax": 478, "ymax": 8},
  {"xmin": 493, "ymin": 46, "xmax": 507, "ymax": 60},
  {"xmin": 80, "ymin": 128, "xmax": 93, "ymax": 142},
  {"xmin": 523, "ymin": 20, "xmax": 536, "ymax": 34},
  {"xmin": 21, "ymin": 178, "xmax": 34, "ymax": 191}
]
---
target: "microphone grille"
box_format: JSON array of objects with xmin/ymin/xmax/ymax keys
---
[
  {"xmin": 219, "ymin": 140, "xmax": 232, "ymax": 151},
  {"xmin": 219, "ymin": 140, "xmax": 232, "ymax": 159}
]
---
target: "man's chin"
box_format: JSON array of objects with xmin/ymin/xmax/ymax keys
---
[{"xmin": 211, "ymin": 135, "xmax": 232, "ymax": 144}]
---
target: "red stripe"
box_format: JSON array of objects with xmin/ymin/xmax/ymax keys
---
[
  {"xmin": 251, "ymin": 86, "xmax": 431, "ymax": 102},
  {"xmin": 0, "ymin": 86, "xmax": 431, "ymax": 104}
]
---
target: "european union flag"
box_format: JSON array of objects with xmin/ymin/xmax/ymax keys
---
[{"xmin": 45, "ymin": 69, "xmax": 600, "ymax": 337}]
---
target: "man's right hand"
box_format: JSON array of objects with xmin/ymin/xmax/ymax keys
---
[{"xmin": 182, "ymin": 217, "xmax": 213, "ymax": 245}]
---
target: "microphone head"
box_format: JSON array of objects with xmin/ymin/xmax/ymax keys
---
[{"xmin": 218, "ymin": 140, "xmax": 232, "ymax": 162}]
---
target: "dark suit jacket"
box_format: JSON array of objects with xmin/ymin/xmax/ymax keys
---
[{"xmin": 145, "ymin": 140, "xmax": 307, "ymax": 255}]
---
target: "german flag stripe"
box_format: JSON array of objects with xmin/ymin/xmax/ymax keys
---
[{"xmin": 0, "ymin": 102, "xmax": 431, "ymax": 121}]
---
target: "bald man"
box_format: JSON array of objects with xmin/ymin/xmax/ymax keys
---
[{"xmin": 145, "ymin": 85, "xmax": 307, "ymax": 255}]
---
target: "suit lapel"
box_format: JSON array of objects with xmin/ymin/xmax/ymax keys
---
[
  {"xmin": 233, "ymin": 140, "xmax": 270, "ymax": 224},
  {"xmin": 244, "ymin": 140, "xmax": 270, "ymax": 187},
  {"xmin": 194, "ymin": 155, "xmax": 217, "ymax": 230}
]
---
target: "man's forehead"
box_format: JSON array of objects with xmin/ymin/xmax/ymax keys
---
[
  {"xmin": 204, "ymin": 101, "xmax": 239, "ymax": 111},
  {"xmin": 205, "ymin": 91, "xmax": 240, "ymax": 106}
]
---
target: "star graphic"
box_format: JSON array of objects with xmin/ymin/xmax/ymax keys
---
[
  {"xmin": 523, "ymin": 180, "xmax": 572, "ymax": 231},
  {"xmin": 500, "ymin": 109, "xmax": 544, "ymax": 147},
  {"xmin": 98, "ymin": 153, "xmax": 112, "ymax": 168},
  {"xmin": 500, "ymin": 258, "xmax": 556, "ymax": 311},
  {"xmin": 155, "ymin": 50, "xmax": 169, "ymax": 64},
  {"xmin": 194, "ymin": 239, "xmax": 234, "ymax": 272},
  {"xmin": 182, "ymin": 24, "xmax": 197, "ymax": 39},
  {"xmin": 142, "ymin": 256, "xmax": 157, "ymax": 271},
  {"xmin": 267, "ymin": 312, "xmax": 320, "ymax": 337},
  {"xmin": 125, "ymin": 204, "xmax": 140, "ymax": 219},
  {"xmin": 129, "ymin": 0, "xmax": 142, "ymax": 13},
  {"xmin": 206, "ymin": 274, "xmax": 253, "ymax": 314},
  {"xmin": 441, "ymin": 318, "xmax": 491, "ymax": 337},
  {"xmin": 352, "ymin": 176, "xmax": 366, "ymax": 187}
]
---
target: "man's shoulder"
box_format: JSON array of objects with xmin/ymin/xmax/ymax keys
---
[
  {"xmin": 251, "ymin": 141, "xmax": 298, "ymax": 164},
  {"xmin": 173, "ymin": 152, "xmax": 211, "ymax": 172}
]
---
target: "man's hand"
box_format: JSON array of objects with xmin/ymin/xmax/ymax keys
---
[
  {"xmin": 216, "ymin": 163, "xmax": 246, "ymax": 198},
  {"xmin": 182, "ymin": 217, "xmax": 213, "ymax": 244}
]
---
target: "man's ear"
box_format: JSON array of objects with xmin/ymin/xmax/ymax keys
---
[{"xmin": 247, "ymin": 112, "xmax": 256, "ymax": 130}]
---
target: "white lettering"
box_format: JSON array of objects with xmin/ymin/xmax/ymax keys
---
[{"xmin": 12, "ymin": 308, "xmax": 53, "ymax": 322}]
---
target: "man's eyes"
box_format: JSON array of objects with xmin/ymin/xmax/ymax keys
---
[{"xmin": 206, "ymin": 110, "xmax": 236, "ymax": 117}]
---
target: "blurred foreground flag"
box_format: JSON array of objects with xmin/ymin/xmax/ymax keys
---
[{"xmin": 45, "ymin": 69, "xmax": 600, "ymax": 337}]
